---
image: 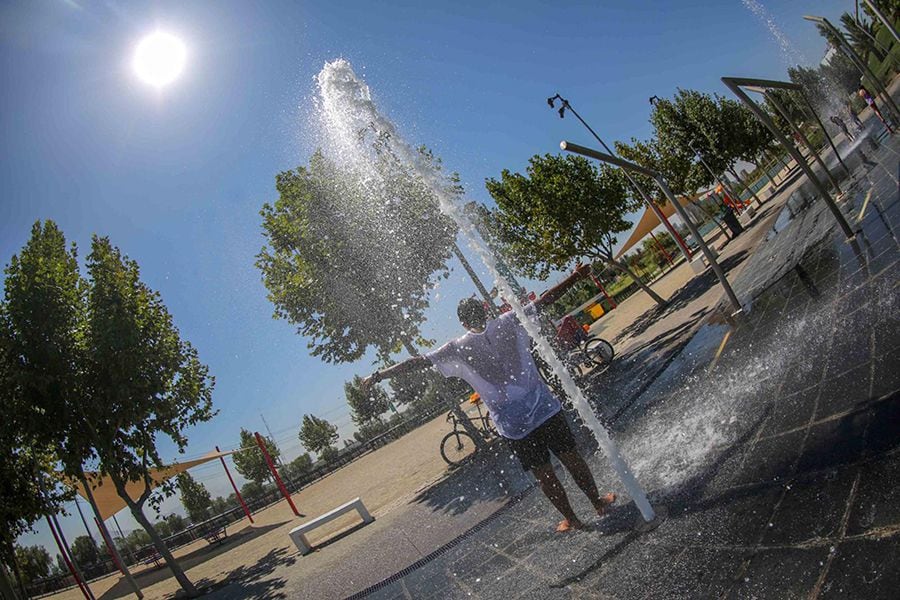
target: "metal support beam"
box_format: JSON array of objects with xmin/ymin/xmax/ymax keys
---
[
  {"xmin": 560, "ymin": 141, "xmax": 743, "ymax": 314},
  {"xmin": 722, "ymin": 78, "xmax": 856, "ymax": 240}
]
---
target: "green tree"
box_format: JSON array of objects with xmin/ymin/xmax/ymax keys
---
[
  {"xmin": 1, "ymin": 223, "xmax": 215, "ymax": 598},
  {"xmin": 68, "ymin": 536, "xmax": 100, "ymax": 567},
  {"xmin": 177, "ymin": 472, "xmax": 212, "ymax": 523},
  {"xmin": 319, "ymin": 446, "xmax": 340, "ymax": 464},
  {"xmin": 649, "ymin": 89, "xmax": 772, "ymax": 204},
  {"xmin": 257, "ymin": 149, "xmax": 457, "ymax": 364},
  {"xmin": 232, "ymin": 428, "xmax": 279, "ymax": 485},
  {"xmin": 240, "ymin": 481, "xmax": 266, "ymax": 501},
  {"xmin": 13, "ymin": 545, "xmax": 51, "ymax": 585},
  {"xmin": 345, "ymin": 375, "xmax": 390, "ymax": 425},
  {"xmin": 299, "ymin": 415, "xmax": 339, "ymax": 458},
  {"xmin": 280, "ymin": 453, "xmax": 314, "ymax": 482},
  {"xmin": 485, "ymin": 154, "xmax": 668, "ymax": 306}
]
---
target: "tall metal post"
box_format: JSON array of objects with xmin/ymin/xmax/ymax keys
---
[
  {"xmin": 649, "ymin": 230, "xmax": 675, "ymax": 267},
  {"xmin": 548, "ymin": 95, "xmax": 693, "ymax": 262},
  {"xmin": 451, "ymin": 244, "xmax": 499, "ymax": 317},
  {"xmin": 862, "ymin": 0, "xmax": 900, "ymax": 44},
  {"xmin": 804, "ymin": 16, "xmax": 900, "ymax": 123},
  {"xmin": 763, "ymin": 91, "xmax": 844, "ymax": 195},
  {"xmin": 80, "ymin": 474, "xmax": 143, "ymax": 599},
  {"xmin": 588, "ymin": 271, "xmax": 617, "ymax": 309},
  {"xmin": 46, "ymin": 514, "xmax": 93, "ymax": 600},
  {"xmin": 73, "ymin": 496, "xmax": 98, "ymax": 549},
  {"xmin": 560, "ymin": 141, "xmax": 743, "ymax": 315},
  {"xmin": 722, "ymin": 78, "xmax": 855, "ymax": 240},
  {"xmin": 796, "ymin": 91, "xmax": 852, "ymax": 177},
  {"xmin": 216, "ymin": 446, "xmax": 254, "ymax": 524},
  {"xmin": 254, "ymin": 432, "xmax": 300, "ymax": 517}
]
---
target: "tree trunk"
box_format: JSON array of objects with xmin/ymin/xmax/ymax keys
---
[
  {"xmin": 695, "ymin": 202, "xmax": 731, "ymax": 240},
  {"xmin": 0, "ymin": 560, "xmax": 19, "ymax": 600},
  {"xmin": 757, "ymin": 160, "xmax": 778, "ymax": 189},
  {"xmin": 400, "ymin": 338, "xmax": 484, "ymax": 447},
  {"xmin": 3, "ymin": 539, "xmax": 26, "ymax": 600},
  {"xmin": 609, "ymin": 260, "xmax": 668, "ymax": 307},
  {"xmin": 728, "ymin": 165, "xmax": 764, "ymax": 208},
  {"xmin": 115, "ymin": 483, "xmax": 198, "ymax": 598}
]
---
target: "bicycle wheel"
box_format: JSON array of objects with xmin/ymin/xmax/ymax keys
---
[
  {"xmin": 584, "ymin": 337, "xmax": 614, "ymax": 366},
  {"xmin": 440, "ymin": 430, "xmax": 478, "ymax": 466}
]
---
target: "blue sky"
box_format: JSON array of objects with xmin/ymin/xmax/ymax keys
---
[{"xmin": 3, "ymin": 0, "xmax": 848, "ymax": 550}]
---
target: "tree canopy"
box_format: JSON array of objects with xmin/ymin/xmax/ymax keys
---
[
  {"xmin": 177, "ymin": 472, "xmax": 212, "ymax": 523},
  {"xmin": 257, "ymin": 147, "xmax": 459, "ymax": 364},
  {"xmin": 299, "ymin": 415, "xmax": 339, "ymax": 457},
  {"xmin": 485, "ymin": 153, "xmax": 667, "ymax": 306},
  {"xmin": 345, "ymin": 375, "xmax": 390, "ymax": 425},
  {"xmin": 232, "ymin": 428, "xmax": 280, "ymax": 485},
  {"xmin": 1, "ymin": 221, "xmax": 215, "ymax": 597}
]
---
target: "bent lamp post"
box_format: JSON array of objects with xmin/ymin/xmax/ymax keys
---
[
  {"xmin": 722, "ymin": 77, "xmax": 856, "ymax": 241},
  {"xmin": 560, "ymin": 140, "xmax": 743, "ymax": 315},
  {"xmin": 548, "ymin": 94, "xmax": 693, "ymax": 263},
  {"xmin": 744, "ymin": 84, "xmax": 845, "ymax": 194},
  {"xmin": 803, "ymin": 15, "xmax": 900, "ymax": 124}
]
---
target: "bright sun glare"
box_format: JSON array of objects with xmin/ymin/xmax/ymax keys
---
[{"xmin": 132, "ymin": 31, "xmax": 186, "ymax": 88}]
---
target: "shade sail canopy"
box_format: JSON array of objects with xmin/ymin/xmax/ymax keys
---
[
  {"xmin": 70, "ymin": 450, "xmax": 235, "ymax": 521},
  {"xmin": 615, "ymin": 191, "xmax": 704, "ymax": 258}
]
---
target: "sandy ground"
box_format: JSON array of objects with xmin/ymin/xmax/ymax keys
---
[{"xmin": 50, "ymin": 410, "xmax": 466, "ymax": 599}]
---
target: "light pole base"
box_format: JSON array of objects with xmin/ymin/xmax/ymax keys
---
[{"xmin": 635, "ymin": 504, "xmax": 668, "ymax": 533}]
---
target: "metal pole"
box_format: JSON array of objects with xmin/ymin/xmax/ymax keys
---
[
  {"xmin": 216, "ymin": 446, "xmax": 253, "ymax": 524},
  {"xmin": 451, "ymin": 243, "xmax": 499, "ymax": 317},
  {"xmin": 692, "ymin": 144, "xmax": 749, "ymax": 209},
  {"xmin": 80, "ymin": 475, "xmax": 143, "ymax": 599},
  {"xmin": 552, "ymin": 96, "xmax": 693, "ymax": 262},
  {"xmin": 723, "ymin": 79, "xmax": 856, "ymax": 240},
  {"xmin": 588, "ymin": 272, "xmax": 617, "ymax": 308},
  {"xmin": 764, "ymin": 91, "xmax": 844, "ymax": 195},
  {"xmin": 805, "ymin": 16, "xmax": 900, "ymax": 123},
  {"xmin": 46, "ymin": 514, "xmax": 93, "ymax": 600},
  {"xmin": 254, "ymin": 432, "xmax": 300, "ymax": 517},
  {"xmin": 648, "ymin": 230, "xmax": 675, "ymax": 266},
  {"xmin": 560, "ymin": 141, "xmax": 743, "ymax": 315},
  {"xmin": 73, "ymin": 496, "xmax": 98, "ymax": 549},
  {"xmin": 796, "ymin": 91, "xmax": 852, "ymax": 177},
  {"xmin": 862, "ymin": 0, "xmax": 900, "ymax": 44}
]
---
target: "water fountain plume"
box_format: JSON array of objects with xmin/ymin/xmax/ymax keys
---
[{"xmin": 314, "ymin": 58, "xmax": 657, "ymax": 521}]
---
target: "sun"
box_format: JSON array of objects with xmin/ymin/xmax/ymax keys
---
[{"xmin": 132, "ymin": 31, "xmax": 187, "ymax": 88}]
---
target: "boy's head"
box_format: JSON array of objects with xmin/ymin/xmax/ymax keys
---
[{"xmin": 457, "ymin": 297, "xmax": 487, "ymax": 332}]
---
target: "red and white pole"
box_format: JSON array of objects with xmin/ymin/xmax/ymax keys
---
[
  {"xmin": 216, "ymin": 445, "xmax": 253, "ymax": 524},
  {"xmin": 46, "ymin": 514, "xmax": 93, "ymax": 600},
  {"xmin": 254, "ymin": 432, "xmax": 300, "ymax": 517},
  {"xmin": 589, "ymin": 272, "xmax": 617, "ymax": 309},
  {"xmin": 649, "ymin": 230, "xmax": 675, "ymax": 267}
]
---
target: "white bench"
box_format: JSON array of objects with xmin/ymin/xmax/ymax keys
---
[{"xmin": 288, "ymin": 497, "xmax": 374, "ymax": 555}]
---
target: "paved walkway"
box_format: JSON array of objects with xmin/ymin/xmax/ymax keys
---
[{"xmin": 335, "ymin": 108, "xmax": 899, "ymax": 598}]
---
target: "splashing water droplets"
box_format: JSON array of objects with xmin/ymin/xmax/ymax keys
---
[{"xmin": 315, "ymin": 59, "xmax": 656, "ymax": 521}]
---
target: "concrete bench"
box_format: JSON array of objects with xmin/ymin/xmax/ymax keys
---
[{"xmin": 288, "ymin": 497, "xmax": 374, "ymax": 555}]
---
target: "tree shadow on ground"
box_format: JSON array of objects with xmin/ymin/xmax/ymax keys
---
[
  {"xmin": 612, "ymin": 249, "xmax": 749, "ymax": 345},
  {"xmin": 98, "ymin": 521, "xmax": 290, "ymax": 600},
  {"xmin": 188, "ymin": 546, "xmax": 297, "ymax": 600}
]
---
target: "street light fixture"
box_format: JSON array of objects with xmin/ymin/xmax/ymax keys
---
[
  {"xmin": 560, "ymin": 140, "xmax": 744, "ymax": 315},
  {"xmin": 722, "ymin": 77, "xmax": 856, "ymax": 240},
  {"xmin": 547, "ymin": 93, "xmax": 693, "ymax": 262}
]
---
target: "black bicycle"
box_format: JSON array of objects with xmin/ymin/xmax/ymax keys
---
[{"xmin": 439, "ymin": 398, "xmax": 498, "ymax": 466}]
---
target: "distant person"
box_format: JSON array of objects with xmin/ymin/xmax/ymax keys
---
[
  {"xmin": 858, "ymin": 85, "xmax": 894, "ymax": 133},
  {"xmin": 830, "ymin": 115, "xmax": 853, "ymax": 141},
  {"xmin": 847, "ymin": 102, "xmax": 864, "ymax": 132},
  {"xmin": 363, "ymin": 264, "xmax": 616, "ymax": 532}
]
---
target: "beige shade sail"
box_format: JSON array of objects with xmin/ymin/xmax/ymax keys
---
[
  {"xmin": 615, "ymin": 191, "xmax": 704, "ymax": 259},
  {"xmin": 69, "ymin": 450, "xmax": 236, "ymax": 521}
]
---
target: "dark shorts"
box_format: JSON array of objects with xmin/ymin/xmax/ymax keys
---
[{"xmin": 506, "ymin": 411, "xmax": 577, "ymax": 471}]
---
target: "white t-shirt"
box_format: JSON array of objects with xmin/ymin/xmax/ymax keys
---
[{"xmin": 426, "ymin": 306, "xmax": 561, "ymax": 440}]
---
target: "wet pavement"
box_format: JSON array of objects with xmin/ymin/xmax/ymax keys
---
[{"xmin": 346, "ymin": 126, "xmax": 900, "ymax": 598}]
